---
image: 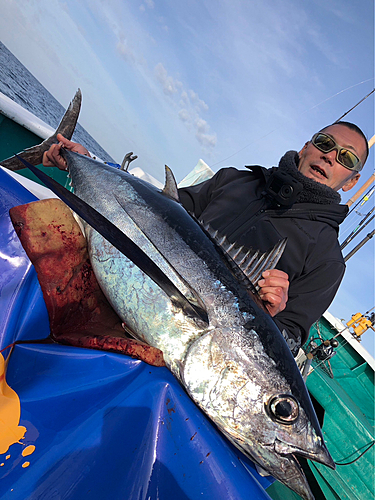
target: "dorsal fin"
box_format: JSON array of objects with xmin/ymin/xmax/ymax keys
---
[
  {"xmin": 162, "ymin": 165, "xmax": 180, "ymax": 202},
  {"xmin": 200, "ymin": 221, "xmax": 287, "ymax": 292}
]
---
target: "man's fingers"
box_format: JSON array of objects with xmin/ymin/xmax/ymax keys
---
[
  {"xmin": 42, "ymin": 144, "xmax": 67, "ymax": 170},
  {"xmin": 57, "ymin": 134, "xmax": 75, "ymax": 149},
  {"xmin": 260, "ymin": 292, "xmax": 282, "ymax": 306},
  {"xmin": 42, "ymin": 137, "xmax": 89, "ymax": 170},
  {"xmin": 258, "ymin": 277, "xmax": 289, "ymax": 289},
  {"xmin": 258, "ymin": 269, "xmax": 289, "ymax": 316},
  {"xmin": 259, "ymin": 286, "xmax": 284, "ymax": 298},
  {"xmin": 259, "ymin": 290, "xmax": 287, "ymax": 316},
  {"xmin": 262, "ymin": 269, "xmax": 288, "ymax": 279},
  {"xmin": 42, "ymin": 151, "xmax": 54, "ymax": 167},
  {"xmin": 57, "ymin": 133, "xmax": 90, "ymax": 156},
  {"xmin": 258, "ymin": 269, "xmax": 289, "ymax": 292}
]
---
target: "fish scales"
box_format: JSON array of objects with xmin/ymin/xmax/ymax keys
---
[{"xmin": 72, "ymin": 158, "xmax": 277, "ymax": 363}]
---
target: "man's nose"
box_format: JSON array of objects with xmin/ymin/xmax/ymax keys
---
[{"xmin": 321, "ymin": 149, "xmax": 337, "ymax": 166}]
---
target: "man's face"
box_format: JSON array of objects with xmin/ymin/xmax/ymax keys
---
[{"xmin": 298, "ymin": 124, "xmax": 367, "ymax": 192}]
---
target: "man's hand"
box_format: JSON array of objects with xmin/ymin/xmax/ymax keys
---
[
  {"xmin": 258, "ymin": 269, "xmax": 289, "ymax": 317},
  {"xmin": 43, "ymin": 133, "xmax": 90, "ymax": 170}
]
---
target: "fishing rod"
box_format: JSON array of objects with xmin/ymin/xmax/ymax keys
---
[
  {"xmin": 334, "ymin": 88, "xmax": 375, "ymax": 122},
  {"xmin": 340, "ymin": 209, "xmax": 375, "ymax": 250},
  {"xmin": 346, "ymin": 134, "xmax": 375, "ymax": 207},
  {"xmin": 358, "ymin": 187, "xmax": 375, "ymax": 207},
  {"xmin": 344, "ymin": 229, "xmax": 375, "ymax": 261},
  {"xmin": 346, "ymin": 171, "xmax": 375, "ymax": 207},
  {"xmin": 347, "ymin": 185, "xmax": 375, "ymax": 217},
  {"xmin": 341, "ymin": 185, "xmax": 374, "ymax": 241},
  {"xmin": 212, "ymin": 84, "xmax": 375, "ymax": 168},
  {"xmin": 365, "ymin": 306, "xmax": 375, "ymax": 314}
]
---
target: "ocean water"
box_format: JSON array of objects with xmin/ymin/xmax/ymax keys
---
[{"xmin": 0, "ymin": 41, "xmax": 114, "ymax": 162}]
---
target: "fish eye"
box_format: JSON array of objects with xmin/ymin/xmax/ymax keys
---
[{"xmin": 266, "ymin": 394, "xmax": 299, "ymax": 424}]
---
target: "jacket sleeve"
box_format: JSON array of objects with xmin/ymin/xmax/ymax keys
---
[{"xmin": 273, "ymin": 259, "xmax": 345, "ymax": 355}]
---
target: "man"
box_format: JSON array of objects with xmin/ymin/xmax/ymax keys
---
[{"xmin": 43, "ymin": 121, "xmax": 368, "ymax": 356}]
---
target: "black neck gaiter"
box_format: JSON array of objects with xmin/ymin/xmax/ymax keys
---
[{"xmin": 278, "ymin": 151, "xmax": 341, "ymax": 205}]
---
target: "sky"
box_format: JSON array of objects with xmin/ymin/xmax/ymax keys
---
[{"xmin": 0, "ymin": 0, "xmax": 374, "ymax": 355}]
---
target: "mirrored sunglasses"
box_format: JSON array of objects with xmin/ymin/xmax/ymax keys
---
[{"xmin": 311, "ymin": 133, "xmax": 362, "ymax": 172}]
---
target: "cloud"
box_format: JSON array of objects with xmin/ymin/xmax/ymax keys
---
[
  {"xmin": 154, "ymin": 62, "xmax": 181, "ymax": 95},
  {"xmin": 195, "ymin": 118, "xmax": 217, "ymax": 148},
  {"xmin": 178, "ymin": 109, "xmax": 190, "ymax": 123},
  {"xmin": 140, "ymin": 0, "xmax": 154, "ymax": 12},
  {"xmin": 189, "ymin": 89, "xmax": 209, "ymax": 112},
  {"xmin": 154, "ymin": 63, "xmax": 216, "ymax": 152},
  {"xmin": 116, "ymin": 38, "xmax": 136, "ymax": 63}
]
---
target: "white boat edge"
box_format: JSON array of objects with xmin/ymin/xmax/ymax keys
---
[{"xmin": 0, "ymin": 90, "xmax": 54, "ymax": 140}]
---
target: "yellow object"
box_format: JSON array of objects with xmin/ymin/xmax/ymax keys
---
[
  {"xmin": 22, "ymin": 445, "xmax": 35, "ymax": 457},
  {"xmin": 346, "ymin": 312, "xmax": 363, "ymax": 328},
  {"xmin": 346, "ymin": 313, "xmax": 373, "ymax": 337},
  {"xmin": 0, "ymin": 353, "xmax": 27, "ymax": 455},
  {"xmin": 353, "ymin": 318, "xmax": 372, "ymax": 336}
]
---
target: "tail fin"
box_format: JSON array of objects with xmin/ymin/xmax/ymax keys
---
[{"xmin": 1, "ymin": 89, "xmax": 81, "ymax": 171}]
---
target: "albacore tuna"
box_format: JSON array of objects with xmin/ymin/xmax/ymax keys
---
[
  {"xmin": 4, "ymin": 89, "xmax": 334, "ymax": 498},
  {"xmin": 42, "ymin": 149, "xmax": 333, "ymax": 500}
]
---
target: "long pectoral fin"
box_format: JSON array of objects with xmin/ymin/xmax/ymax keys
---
[
  {"xmin": 113, "ymin": 191, "xmax": 207, "ymax": 316},
  {"xmin": 15, "ymin": 156, "xmax": 209, "ymax": 325},
  {"xmin": 1, "ymin": 90, "xmax": 82, "ymax": 171}
]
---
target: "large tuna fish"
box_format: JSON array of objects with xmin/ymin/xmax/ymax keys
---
[{"xmin": 26, "ymin": 149, "xmax": 333, "ymax": 500}]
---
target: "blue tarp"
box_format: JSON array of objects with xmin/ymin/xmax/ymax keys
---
[{"xmin": 0, "ymin": 167, "xmax": 274, "ymax": 499}]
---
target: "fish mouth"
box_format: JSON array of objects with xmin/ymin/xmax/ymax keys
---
[
  {"xmin": 262, "ymin": 438, "xmax": 335, "ymax": 500},
  {"xmin": 223, "ymin": 431, "xmax": 323, "ymax": 500},
  {"xmin": 273, "ymin": 437, "xmax": 335, "ymax": 470},
  {"xmin": 310, "ymin": 164, "xmax": 328, "ymax": 179},
  {"xmin": 237, "ymin": 436, "xmax": 335, "ymax": 500},
  {"xmin": 245, "ymin": 443, "xmax": 316, "ymax": 500},
  {"xmin": 290, "ymin": 445, "xmax": 335, "ymax": 470}
]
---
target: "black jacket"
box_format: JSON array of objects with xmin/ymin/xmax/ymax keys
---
[{"xmin": 178, "ymin": 164, "xmax": 348, "ymax": 354}]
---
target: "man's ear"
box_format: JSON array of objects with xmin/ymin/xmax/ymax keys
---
[
  {"xmin": 342, "ymin": 173, "xmax": 360, "ymax": 192},
  {"xmin": 298, "ymin": 142, "xmax": 309, "ymax": 158}
]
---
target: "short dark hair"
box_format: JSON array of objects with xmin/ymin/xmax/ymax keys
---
[{"xmin": 319, "ymin": 121, "xmax": 369, "ymax": 167}]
